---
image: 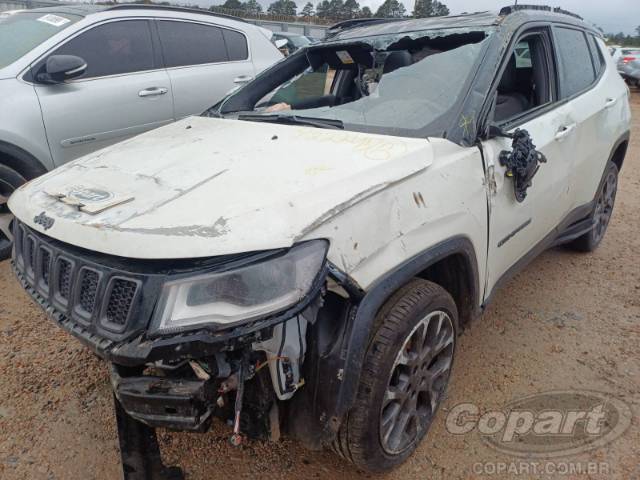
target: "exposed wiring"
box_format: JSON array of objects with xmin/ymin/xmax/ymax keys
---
[{"xmin": 255, "ymin": 356, "xmax": 290, "ymax": 373}]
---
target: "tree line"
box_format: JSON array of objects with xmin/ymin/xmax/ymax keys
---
[
  {"xmin": 605, "ymin": 27, "xmax": 640, "ymax": 47},
  {"xmin": 217, "ymin": 0, "xmax": 450, "ymax": 20}
]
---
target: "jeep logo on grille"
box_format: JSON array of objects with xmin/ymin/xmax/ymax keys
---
[
  {"xmin": 34, "ymin": 212, "xmax": 55, "ymax": 230},
  {"xmin": 68, "ymin": 186, "xmax": 113, "ymax": 203}
]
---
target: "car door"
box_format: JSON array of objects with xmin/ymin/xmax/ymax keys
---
[
  {"xmin": 156, "ymin": 20, "xmax": 256, "ymax": 119},
  {"xmin": 482, "ymin": 28, "xmax": 576, "ymax": 298},
  {"xmin": 32, "ymin": 19, "xmax": 174, "ymax": 166},
  {"xmin": 552, "ymin": 28, "xmax": 627, "ymax": 210}
]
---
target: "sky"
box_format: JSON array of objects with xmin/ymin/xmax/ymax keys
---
[
  {"xmin": 201, "ymin": 0, "xmax": 640, "ymax": 35},
  {"xmin": 410, "ymin": 0, "xmax": 640, "ymax": 35}
]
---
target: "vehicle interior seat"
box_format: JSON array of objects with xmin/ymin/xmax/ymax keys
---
[
  {"xmin": 495, "ymin": 55, "xmax": 530, "ymax": 121},
  {"xmin": 383, "ymin": 50, "xmax": 414, "ymax": 73}
]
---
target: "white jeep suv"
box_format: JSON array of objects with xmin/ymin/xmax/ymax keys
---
[{"xmin": 7, "ymin": 5, "xmax": 631, "ymax": 478}]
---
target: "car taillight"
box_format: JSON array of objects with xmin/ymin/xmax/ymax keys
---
[{"xmin": 623, "ymin": 56, "xmax": 636, "ymax": 63}]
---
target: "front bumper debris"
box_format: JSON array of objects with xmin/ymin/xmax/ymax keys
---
[
  {"xmin": 111, "ymin": 365, "xmax": 217, "ymax": 432},
  {"xmin": 115, "ymin": 396, "xmax": 185, "ymax": 480},
  {"xmin": 11, "ymin": 219, "xmax": 339, "ymax": 477}
]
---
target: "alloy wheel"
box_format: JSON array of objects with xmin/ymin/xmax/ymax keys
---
[
  {"xmin": 593, "ymin": 170, "xmax": 617, "ymax": 244},
  {"xmin": 0, "ymin": 188, "xmax": 14, "ymax": 252},
  {"xmin": 379, "ymin": 310, "xmax": 455, "ymax": 455}
]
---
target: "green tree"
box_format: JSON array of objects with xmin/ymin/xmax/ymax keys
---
[
  {"xmin": 375, "ymin": 0, "xmax": 405, "ymax": 18},
  {"xmin": 606, "ymin": 31, "xmax": 639, "ymax": 47},
  {"xmin": 359, "ymin": 5, "xmax": 372, "ymax": 17},
  {"xmin": 413, "ymin": 0, "xmax": 449, "ymax": 18},
  {"xmin": 300, "ymin": 1, "xmax": 315, "ymax": 16},
  {"xmin": 315, "ymin": 0, "xmax": 331, "ymax": 17},
  {"xmin": 327, "ymin": 0, "xmax": 345, "ymax": 18},
  {"xmin": 243, "ymin": 0, "xmax": 263, "ymax": 14},
  {"xmin": 343, "ymin": 0, "xmax": 360, "ymax": 18},
  {"xmin": 221, "ymin": 0, "xmax": 244, "ymax": 9},
  {"xmin": 268, "ymin": 0, "xmax": 297, "ymax": 15}
]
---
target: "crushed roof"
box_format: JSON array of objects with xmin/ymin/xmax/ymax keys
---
[{"xmin": 329, "ymin": 8, "xmax": 596, "ymax": 41}]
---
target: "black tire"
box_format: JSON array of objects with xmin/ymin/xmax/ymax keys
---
[
  {"xmin": 0, "ymin": 164, "xmax": 27, "ymax": 261},
  {"xmin": 569, "ymin": 162, "xmax": 618, "ymax": 253},
  {"xmin": 334, "ymin": 279, "xmax": 458, "ymax": 473}
]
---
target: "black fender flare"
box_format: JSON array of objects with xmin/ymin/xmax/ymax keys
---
[
  {"xmin": 0, "ymin": 141, "xmax": 48, "ymax": 180},
  {"xmin": 329, "ymin": 235, "xmax": 480, "ymax": 433},
  {"xmin": 607, "ymin": 130, "xmax": 630, "ymax": 172}
]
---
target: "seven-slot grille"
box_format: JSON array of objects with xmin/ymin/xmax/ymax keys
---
[{"xmin": 13, "ymin": 221, "xmax": 140, "ymax": 332}]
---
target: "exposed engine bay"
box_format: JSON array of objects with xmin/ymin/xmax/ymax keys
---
[
  {"xmin": 108, "ymin": 283, "xmax": 353, "ymax": 480},
  {"xmin": 112, "ymin": 304, "xmax": 319, "ymax": 442}
]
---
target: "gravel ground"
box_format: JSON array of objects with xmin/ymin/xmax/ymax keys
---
[{"xmin": 1, "ymin": 96, "xmax": 639, "ymax": 480}]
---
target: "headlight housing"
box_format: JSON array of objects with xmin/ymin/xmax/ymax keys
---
[{"xmin": 150, "ymin": 240, "xmax": 328, "ymax": 334}]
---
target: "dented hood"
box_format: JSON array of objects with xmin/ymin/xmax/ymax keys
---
[{"xmin": 10, "ymin": 117, "xmax": 431, "ymax": 258}]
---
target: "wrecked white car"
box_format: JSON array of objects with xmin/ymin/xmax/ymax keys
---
[{"xmin": 7, "ymin": 5, "xmax": 630, "ymax": 478}]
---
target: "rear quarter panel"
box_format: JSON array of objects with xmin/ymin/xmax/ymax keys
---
[{"xmin": 569, "ymin": 38, "xmax": 631, "ymax": 208}]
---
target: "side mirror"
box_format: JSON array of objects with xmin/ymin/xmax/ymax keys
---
[
  {"xmin": 274, "ymin": 39, "xmax": 288, "ymax": 49},
  {"xmin": 487, "ymin": 123, "xmax": 514, "ymax": 140},
  {"xmin": 37, "ymin": 55, "xmax": 87, "ymax": 84},
  {"xmin": 499, "ymin": 129, "xmax": 548, "ymax": 203}
]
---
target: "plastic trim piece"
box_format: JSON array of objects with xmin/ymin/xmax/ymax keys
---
[{"xmin": 327, "ymin": 236, "xmax": 479, "ymax": 433}]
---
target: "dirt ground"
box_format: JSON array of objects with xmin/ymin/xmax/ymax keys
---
[{"xmin": 1, "ymin": 96, "xmax": 639, "ymax": 480}]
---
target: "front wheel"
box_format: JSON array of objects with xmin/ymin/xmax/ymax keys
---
[
  {"xmin": 0, "ymin": 164, "xmax": 26, "ymax": 260},
  {"xmin": 334, "ymin": 279, "xmax": 458, "ymax": 472},
  {"xmin": 569, "ymin": 162, "xmax": 618, "ymax": 253}
]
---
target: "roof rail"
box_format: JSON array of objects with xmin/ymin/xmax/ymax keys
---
[
  {"xmin": 499, "ymin": 4, "xmax": 583, "ymax": 20},
  {"xmin": 326, "ymin": 17, "xmax": 405, "ymax": 38},
  {"xmin": 106, "ymin": 4, "xmax": 248, "ymax": 23}
]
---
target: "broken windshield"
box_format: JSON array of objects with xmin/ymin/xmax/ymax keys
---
[{"xmin": 216, "ymin": 28, "xmax": 493, "ymax": 138}]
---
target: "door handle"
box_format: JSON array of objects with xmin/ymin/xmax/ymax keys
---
[
  {"xmin": 605, "ymin": 97, "xmax": 618, "ymax": 109},
  {"xmin": 233, "ymin": 75, "xmax": 253, "ymax": 84},
  {"xmin": 554, "ymin": 124, "xmax": 576, "ymax": 142},
  {"xmin": 138, "ymin": 87, "xmax": 168, "ymax": 97}
]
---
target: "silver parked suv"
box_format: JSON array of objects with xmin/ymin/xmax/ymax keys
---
[{"xmin": 0, "ymin": 4, "xmax": 282, "ymax": 258}]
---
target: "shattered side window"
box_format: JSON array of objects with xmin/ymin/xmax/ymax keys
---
[
  {"xmin": 257, "ymin": 64, "xmax": 335, "ymax": 108},
  {"xmin": 224, "ymin": 28, "xmax": 492, "ymax": 137}
]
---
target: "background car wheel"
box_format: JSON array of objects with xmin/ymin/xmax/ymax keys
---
[
  {"xmin": 334, "ymin": 279, "xmax": 458, "ymax": 473},
  {"xmin": 0, "ymin": 164, "xmax": 26, "ymax": 261},
  {"xmin": 570, "ymin": 162, "xmax": 618, "ymax": 253}
]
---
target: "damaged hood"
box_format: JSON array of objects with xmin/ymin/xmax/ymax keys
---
[{"xmin": 10, "ymin": 117, "xmax": 431, "ymax": 258}]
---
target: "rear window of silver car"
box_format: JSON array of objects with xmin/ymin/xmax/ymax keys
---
[{"xmin": 0, "ymin": 11, "xmax": 81, "ymax": 69}]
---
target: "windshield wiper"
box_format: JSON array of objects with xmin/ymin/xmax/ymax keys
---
[{"xmin": 238, "ymin": 114, "xmax": 344, "ymax": 130}]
